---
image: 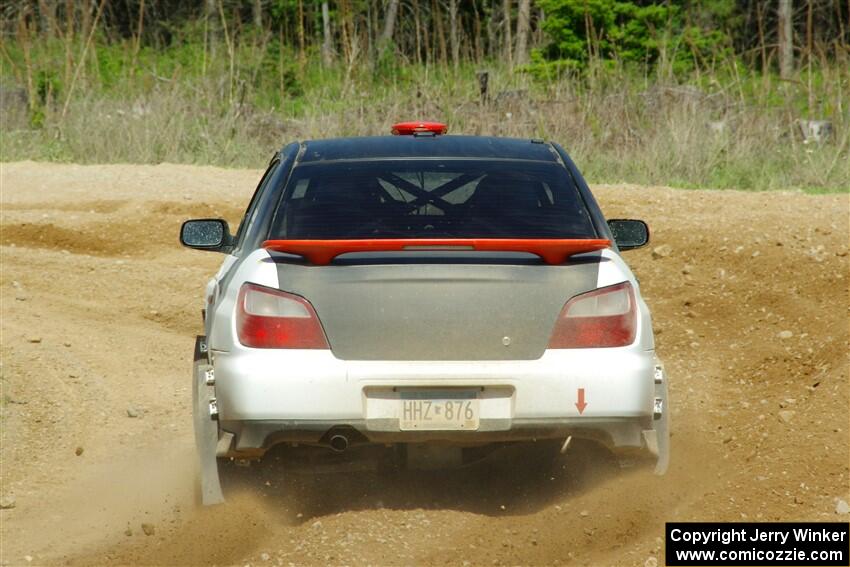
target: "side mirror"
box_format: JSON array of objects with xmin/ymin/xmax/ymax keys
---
[
  {"xmin": 180, "ymin": 218, "xmax": 233, "ymax": 252},
  {"xmin": 608, "ymin": 219, "xmax": 649, "ymax": 250}
]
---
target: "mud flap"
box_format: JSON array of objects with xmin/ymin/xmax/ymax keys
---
[
  {"xmin": 193, "ymin": 336, "xmax": 224, "ymax": 505},
  {"xmin": 652, "ymin": 360, "xmax": 670, "ymax": 475}
]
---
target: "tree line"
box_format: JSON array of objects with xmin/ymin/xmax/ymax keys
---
[{"xmin": 1, "ymin": 1, "xmax": 848, "ymax": 75}]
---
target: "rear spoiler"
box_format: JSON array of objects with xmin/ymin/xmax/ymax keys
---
[{"xmin": 262, "ymin": 238, "xmax": 611, "ymax": 265}]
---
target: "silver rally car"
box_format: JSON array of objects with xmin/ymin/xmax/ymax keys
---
[{"xmin": 181, "ymin": 122, "xmax": 669, "ymax": 504}]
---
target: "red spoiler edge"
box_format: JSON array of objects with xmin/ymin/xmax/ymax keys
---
[{"xmin": 262, "ymin": 238, "xmax": 611, "ymax": 265}]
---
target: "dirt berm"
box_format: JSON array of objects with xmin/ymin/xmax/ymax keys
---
[{"xmin": 1, "ymin": 162, "xmax": 848, "ymax": 566}]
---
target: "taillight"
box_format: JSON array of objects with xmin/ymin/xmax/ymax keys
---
[
  {"xmin": 236, "ymin": 283, "xmax": 329, "ymax": 349},
  {"xmin": 548, "ymin": 282, "xmax": 637, "ymax": 348}
]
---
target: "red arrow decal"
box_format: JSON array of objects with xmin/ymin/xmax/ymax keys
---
[{"xmin": 575, "ymin": 388, "xmax": 587, "ymax": 415}]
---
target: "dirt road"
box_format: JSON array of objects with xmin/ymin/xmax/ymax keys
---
[{"xmin": 1, "ymin": 161, "xmax": 848, "ymax": 566}]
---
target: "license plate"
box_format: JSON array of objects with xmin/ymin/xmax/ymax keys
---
[{"xmin": 399, "ymin": 392, "xmax": 479, "ymax": 431}]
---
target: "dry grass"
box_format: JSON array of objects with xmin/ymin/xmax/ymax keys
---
[{"xmin": 1, "ymin": 60, "xmax": 848, "ymax": 192}]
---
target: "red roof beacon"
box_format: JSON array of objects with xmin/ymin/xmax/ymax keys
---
[{"xmin": 391, "ymin": 121, "xmax": 448, "ymax": 135}]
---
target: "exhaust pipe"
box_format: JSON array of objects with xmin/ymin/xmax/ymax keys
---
[{"xmin": 329, "ymin": 434, "xmax": 349, "ymax": 453}]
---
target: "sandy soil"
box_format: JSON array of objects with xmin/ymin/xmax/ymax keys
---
[{"xmin": 1, "ymin": 161, "xmax": 848, "ymax": 567}]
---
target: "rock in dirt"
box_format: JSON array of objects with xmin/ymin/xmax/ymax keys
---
[
  {"xmin": 126, "ymin": 407, "xmax": 142, "ymax": 418},
  {"xmin": 141, "ymin": 523, "xmax": 155, "ymax": 536},
  {"xmin": 26, "ymin": 336, "xmax": 42, "ymax": 344},
  {"xmin": 11, "ymin": 281, "xmax": 28, "ymax": 300},
  {"xmin": 778, "ymin": 411, "xmax": 796, "ymax": 424},
  {"xmin": 777, "ymin": 330, "xmax": 793, "ymax": 339},
  {"xmin": 652, "ymin": 245, "xmax": 673, "ymax": 259},
  {"xmin": 0, "ymin": 496, "xmax": 16, "ymax": 509},
  {"xmin": 74, "ymin": 446, "xmax": 84, "ymax": 456},
  {"xmin": 836, "ymin": 499, "xmax": 849, "ymax": 515}
]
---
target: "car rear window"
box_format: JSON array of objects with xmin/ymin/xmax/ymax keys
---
[{"xmin": 269, "ymin": 160, "xmax": 596, "ymax": 239}]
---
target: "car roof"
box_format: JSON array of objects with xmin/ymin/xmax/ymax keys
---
[{"xmin": 296, "ymin": 135, "xmax": 561, "ymax": 164}]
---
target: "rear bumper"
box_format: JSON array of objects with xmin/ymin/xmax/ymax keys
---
[
  {"xmin": 212, "ymin": 347, "xmax": 659, "ymax": 452},
  {"xmin": 219, "ymin": 417, "xmax": 655, "ymax": 456}
]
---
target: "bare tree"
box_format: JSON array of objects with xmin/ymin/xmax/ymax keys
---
[
  {"xmin": 419, "ymin": 0, "xmax": 432, "ymax": 64},
  {"xmin": 412, "ymin": 0, "xmax": 423, "ymax": 64},
  {"xmin": 433, "ymin": 0, "xmax": 448, "ymax": 63},
  {"xmin": 321, "ymin": 1, "xmax": 334, "ymax": 66},
  {"xmin": 252, "ymin": 0, "xmax": 262, "ymax": 28},
  {"xmin": 132, "ymin": 0, "xmax": 146, "ymax": 69},
  {"xmin": 503, "ymin": 0, "xmax": 513, "ymax": 67},
  {"xmin": 514, "ymin": 0, "xmax": 530, "ymax": 65},
  {"xmin": 380, "ymin": 0, "xmax": 400, "ymax": 43},
  {"xmin": 472, "ymin": 1, "xmax": 483, "ymax": 62},
  {"xmin": 449, "ymin": 0, "xmax": 460, "ymax": 68},
  {"xmin": 778, "ymin": 0, "xmax": 794, "ymax": 78},
  {"xmin": 486, "ymin": 0, "xmax": 496, "ymax": 59},
  {"xmin": 297, "ymin": 0, "xmax": 305, "ymax": 65},
  {"xmin": 379, "ymin": 0, "xmax": 400, "ymax": 52},
  {"xmin": 38, "ymin": 0, "xmax": 55, "ymax": 36},
  {"xmin": 205, "ymin": 0, "xmax": 218, "ymax": 60}
]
